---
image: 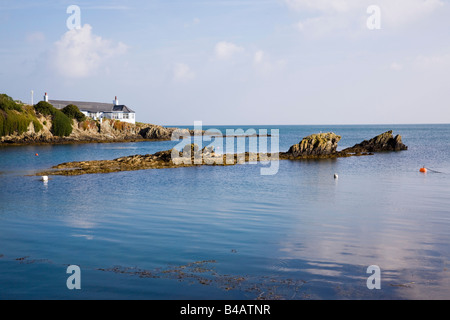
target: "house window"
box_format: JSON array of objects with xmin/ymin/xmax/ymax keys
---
[{"xmin": 123, "ymin": 113, "xmax": 129, "ymax": 119}]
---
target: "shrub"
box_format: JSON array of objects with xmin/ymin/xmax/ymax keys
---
[
  {"xmin": 0, "ymin": 95, "xmax": 43, "ymax": 137},
  {"xmin": 34, "ymin": 101, "xmax": 56, "ymax": 116},
  {"xmin": 32, "ymin": 118, "xmax": 43, "ymax": 133},
  {"xmin": 80, "ymin": 119, "xmax": 99, "ymax": 131},
  {"xmin": 0, "ymin": 111, "xmax": 4, "ymax": 136},
  {"xmin": 0, "ymin": 109, "xmax": 42, "ymax": 136},
  {"xmin": 51, "ymin": 110, "xmax": 73, "ymax": 137},
  {"xmin": 0, "ymin": 94, "xmax": 23, "ymax": 112},
  {"xmin": 112, "ymin": 120, "xmax": 125, "ymax": 131},
  {"xmin": 62, "ymin": 104, "xmax": 86, "ymax": 122}
]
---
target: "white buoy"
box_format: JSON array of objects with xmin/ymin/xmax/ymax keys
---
[
  {"xmin": 334, "ymin": 173, "xmax": 338, "ymax": 179},
  {"xmin": 41, "ymin": 176, "xmax": 48, "ymax": 182}
]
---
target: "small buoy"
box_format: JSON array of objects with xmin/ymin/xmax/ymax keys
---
[
  {"xmin": 334, "ymin": 173, "xmax": 338, "ymax": 179},
  {"xmin": 420, "ymin": 167, "xmax": 427, "ymax": 173},
  {"xmin": 41, "ymin": 176, "xmax": 48, "ymax": 182},
  {"xmin": 35, "ymin": 153, "xmax": 39, "ymax": 156}
]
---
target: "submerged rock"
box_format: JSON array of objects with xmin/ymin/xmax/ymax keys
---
[{"xmin": 286, "ymin": 132, "xmax": 342, "ymax": 157}]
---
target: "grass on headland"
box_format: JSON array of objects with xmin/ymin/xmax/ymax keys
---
[{"xmin": 0, "ymin": 94, "xmax": 43, "ymax": 136}]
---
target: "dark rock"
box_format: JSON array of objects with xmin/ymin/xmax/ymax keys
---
[
  {"xmin": 343, "ymin": 130, "xmax": 408, "ymax": 153},
  {"xmin": 139, "ymin": 125, "xmax": 174, "ymax": 140}
]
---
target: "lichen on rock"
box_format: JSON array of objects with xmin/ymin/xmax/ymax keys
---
[{"xmin": 286, "ymin": 132, "xmax": 342, "ymax": 157}]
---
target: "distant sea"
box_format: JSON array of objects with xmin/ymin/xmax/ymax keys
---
[{"xmin": 1, "ymin": 124, "xmax": 450, "ymax": 299}]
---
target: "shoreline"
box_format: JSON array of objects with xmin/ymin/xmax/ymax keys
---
[{"xmin": 0, "ymin": 134, "xmax": 272, "ymax": 147}]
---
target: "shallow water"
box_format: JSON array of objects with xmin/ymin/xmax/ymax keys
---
[{"xmin": 1, "ymin": 124, "xmax": 449, "ymax": 299}]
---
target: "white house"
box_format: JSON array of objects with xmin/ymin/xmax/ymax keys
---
[{"xmin": 45, "ymin": 93, "xmax": 136, "ymax": 124}]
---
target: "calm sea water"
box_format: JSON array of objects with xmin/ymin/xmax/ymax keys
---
[{"xmin": 1, "ymin": 124, "xmax": 450, "ymax": 300}]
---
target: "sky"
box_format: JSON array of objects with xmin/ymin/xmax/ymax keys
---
[{"xmin": 0, "ymin": 0, "xmax": 449, "ymax": 125}]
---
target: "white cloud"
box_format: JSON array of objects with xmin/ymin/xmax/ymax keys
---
[
  {"xmin": 50, "ymin": 24, "xmax": 127, "ymax": 78},
  {"xmin": 26, "ymin": 31, "xmax": 45, "ymax": 43},
  {"xmin": 184, "ymin": 17, "xmax": 201, "ymax": 28},
  {"xmin": 390, "ymin": 62, "xmax": 403, "ymax": 71},
  {"xmin": 414, "ymin": 53, "xmax": 450, "ymax": 69},
  {"xmin": 254, "ymin": 50, "xmax": 264, "ymax": 64},
  {"xmin": 380, "ymin": 0, "xmax": 444, "ymax": 27},
  {"xmin": 252, "ymin": 50, "xmax": 287, "ymax": 76},
  {"xmin": 294, "ymin": 15, "xmax": 351, "ymax": 36},
  {"xmin": 285, "ymin": 0, "xmax": 362, "ymax": 13},
  {"xmin": 214, "ymin": 41, "xmax": 244, "ymax": 60},
  {"xmin": 286, "ymin": 0, "xmax": 444, "ymax": 34},
  {"xmin": 173, "ymin": 63, "xmax": 195, "ymax": 82}
]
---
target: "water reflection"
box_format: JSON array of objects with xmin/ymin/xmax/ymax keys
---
[{"xmin": 1, "ymin": 125, "xmax": 450, "ymax": 299}]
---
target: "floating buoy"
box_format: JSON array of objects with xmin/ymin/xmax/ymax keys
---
[
  {"xmin": 35, "ymin": 153, "xmax": 39, "ymax": 156},
  {"xmin": 420, "ymin": 167, "xmax": 427, "ymax": 173},
  {"xmin": 334, "ymin": 173, "xmax": 338, "ymax": 179},
  {"xmin": 41, "ymin": 176, "xmax": 48, "ymax": 182}
]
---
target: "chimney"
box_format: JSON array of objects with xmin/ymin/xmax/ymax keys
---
[
  {"xmin": 44, "ymin": 92, "xmax": 48, "ymax": 102},
  {"xmin": 114, "ymin": 96, "xmax": 119, "ymax": 106}
]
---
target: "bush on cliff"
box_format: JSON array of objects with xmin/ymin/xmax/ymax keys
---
[
  {"xmin": 0, "ymin": 107, "xmax": 43, "ymax": 137},
  {"xmin": 62, "ymin": 104, "xmax": 86, "ymax": 122},
  {"xmin": 0, "ymin": 94, "xmax": 23, "ymax": 112},
  {"xmin": 33, "ymin": 101, "xmax": 73, "ymax": 137},
  {"xmin": 51, "ymin": 110, "xmax": 73, "ymax": 137},
  {"xmin": 34, "ymin": 101, "xmax": 57, "ymax": 116}
]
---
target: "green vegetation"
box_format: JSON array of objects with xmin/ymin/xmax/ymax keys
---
[
  {"xmin": 51, "ymin": 110, "xmax": 73, "ymax": 137},
  {"xmin": 0, "ymin": 94, "xmax": 23, "ymax": 112},
  {"xmin": 61, "ymin": 104, "xmax": 86, "ymax": 122},
  {"xmin": 33, "ymin": 99, "xmax": 73, "ymax": 137},
  {"xmin": 0, "ymin": 94, "xmax": 42, "ymax": 137},
  {"xmin": 34, "ymin": 101, "xmax": 56, "ymax": 116}
]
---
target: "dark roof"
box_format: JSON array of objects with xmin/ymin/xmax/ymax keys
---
[
  {"xmin": 112, "ymin": 105, "xmax": 135, "ymax": 113},
  {"xmin": 49, "ymin": 100, "xmax": 135, "ymax": 113}
]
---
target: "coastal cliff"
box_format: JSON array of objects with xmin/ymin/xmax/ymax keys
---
[
  {"xmin": 0, "ymin": 93, "xmax": 198, "ymax": 145},
  {"xmin": 0, "ymin": 111, "xmax": 190, "ymax": 145}
]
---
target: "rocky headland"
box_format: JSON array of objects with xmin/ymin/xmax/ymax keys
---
[
  {"xmin": 0, "ymin": 117, "xmax": 199, "ymax": 145},
  {"xmin": 36, "ymin": 130, "xmax": 408, "ymax": 177},
  {"xmin": 1, "ymin": 117, "xmax": 268, "ymax": 146}
]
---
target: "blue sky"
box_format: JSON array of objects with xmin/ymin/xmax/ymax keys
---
[{"xmin": 1, "ymin": 0, "xmax": 449, "ymax": 125}]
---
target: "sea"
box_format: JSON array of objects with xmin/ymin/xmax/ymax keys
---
[{"xmin": 0, "ymin": 124, "xmax": 449, "ymax": 300}]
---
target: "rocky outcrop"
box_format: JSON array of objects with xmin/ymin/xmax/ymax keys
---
[
  {"xmin": 281, "ymin": 130, "xmax": 407, "ymax": 160},
  {"xmin": 35, "ymin": 131, "xmax": 408, "ymax": 176},
  {"xmin": 35, "ymin": 144, "xmax": 273, "ymax": 176},
  {"xmin": 138, "ymin": 125, "xmax": 197, "ymax": 140},
  {"xmin": 139, "ymin": 125, "xmax": 174, "ymax": 140},
  {"xmin": 284, "ymin": 132, "xmax": 341, "ymax": 158},
  {"xmin": 0, "ymin": 116, "xmax": 192, "ymax": 145},
  {"xmin": 342, "ymin": 130, "xmax": 408, "ymax": 153}
]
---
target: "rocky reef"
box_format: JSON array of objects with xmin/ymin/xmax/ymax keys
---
[
  {"xmin": 280, "ymin": 130, "xmax": 407, "ymax": 160},
  {"xmin": 342, "ymin": 130, "xmax": 408, "ymax": 153},
  {"xmin": 35, "ymin": 130, "xmax": 407, "ymax": 177},
  {"xmin": 36, "ymin": 145, "xmax": 276, "ymax": 176},
  {"xmin": 285, "ymin": 132, "xmax": 341, "ymax": 157}
]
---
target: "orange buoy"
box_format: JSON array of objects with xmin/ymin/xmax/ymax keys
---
[
  {"xmin": 35, "ymin": 153, "xmax": 39, "ymax": 156},
  {"xmin": 420, "ymin": 167, "xmax": 427, "ymax": 173}
]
